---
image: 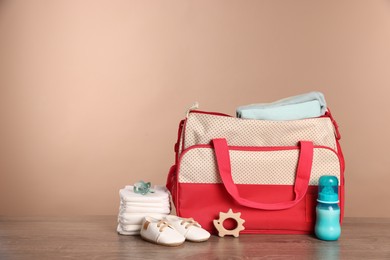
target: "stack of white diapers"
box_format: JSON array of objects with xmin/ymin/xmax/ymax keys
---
[{"xmin": 117, "ymin": 185, "xmax": 171, "ymax": 235}]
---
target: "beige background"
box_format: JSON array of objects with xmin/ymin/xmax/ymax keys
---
[{"xmin": 0, "ymin": 0, "xmax": 389, "ymax": 217}]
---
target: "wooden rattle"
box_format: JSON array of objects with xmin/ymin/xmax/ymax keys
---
[{"xmin": 213, "ymin": 208, "xmax": 245, "ymax": 237}]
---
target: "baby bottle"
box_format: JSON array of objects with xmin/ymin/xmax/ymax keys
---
[{"xmin": 315, "ymin": 175, "xmax": 341, "ymax": 241}]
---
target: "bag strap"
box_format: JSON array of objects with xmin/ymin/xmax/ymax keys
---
[{"xmin": 212, "ymin": 138, "xmax": 314, "ymax": 210}]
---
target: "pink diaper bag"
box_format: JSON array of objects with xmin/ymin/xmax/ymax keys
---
[{"xmin": 166, "ymin": 108, "xmax": 345, "ymax": 234}]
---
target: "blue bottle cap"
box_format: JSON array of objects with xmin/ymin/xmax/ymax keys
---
[{"xmin": 317, "ymin": 175, "xmax": 339, "ymax": 203}]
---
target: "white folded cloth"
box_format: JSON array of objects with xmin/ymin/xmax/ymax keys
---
[
  {"xmin": 118, "ymin": 213, "xmax": 166, "ymax": 225},
  {"xmin": 119, "ymin": 185, "xmax": 170, "ymax": 203},
  {"xmin": 118, "ymin": 224, "xmax": 141, "ymax": 232},
  {"xmin": 119, "ymin": 206, "xmax": 170, "ymax": 214},
  {"xmin": 116, "ymin": 184, "xmax": 171, "ymax": 235},
  {"xmin": 117, "ymin": 224, "xmax": 140, "ymax": 235},
  {"xmin": 120, "ymin": 200, "xmax": 170, "ymax": 208}
]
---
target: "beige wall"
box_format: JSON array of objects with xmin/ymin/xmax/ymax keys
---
[{"xmin": 1, "ymin": 0, "xmax": 390, "ymax": 217}]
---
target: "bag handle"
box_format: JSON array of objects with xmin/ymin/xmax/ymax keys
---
[{"xmin": 212, "ymin": 138, "xmax": 314, "ymax": 210}]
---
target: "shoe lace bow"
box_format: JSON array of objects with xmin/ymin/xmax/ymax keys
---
[
  {"xmin": 180, "ymin": 218, "xmax": 200, "ymax": 229},
  {"xmin": 157, "ymin": 220, "xmax": 173, "ymax": 232}
]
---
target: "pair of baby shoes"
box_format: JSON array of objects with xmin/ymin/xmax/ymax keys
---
[{"xmin": 140, "ymin": 215, "xmax": 210, "ymax": 246}]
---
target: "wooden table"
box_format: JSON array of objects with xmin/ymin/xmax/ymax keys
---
[{"xmin": 0, "ymin": 216, "xmax": 389, "ymax": 259}]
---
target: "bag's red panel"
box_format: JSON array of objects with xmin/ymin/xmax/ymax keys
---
[{"xmin": 177, "ymin": 183, "xmax": 320, "ymax": 234}]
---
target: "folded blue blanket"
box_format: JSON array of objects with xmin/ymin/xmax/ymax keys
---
[{"xmin": 236, "ymin": 91, "xmax": 327, "ymax": 120}]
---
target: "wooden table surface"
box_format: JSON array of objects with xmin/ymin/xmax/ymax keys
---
[{"xmin": 0, "ymin": 216, "xmax": 389, "ymax": 259}]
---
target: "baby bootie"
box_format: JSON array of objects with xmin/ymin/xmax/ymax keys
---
[
  {"xmin": 140, "ymin": 217, "xmax": 185, "ymax": 246},
  {"xmin": 164, "ymin": 215, "xmax": 210, "ymax": 242}
]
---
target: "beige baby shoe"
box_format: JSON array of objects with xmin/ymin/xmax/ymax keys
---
[
  {"xmin": 140, "ymin": 217, "xmax": 185, "ymax": 246},
  {"xmin": 164, "ymin": 215, "xmax": 210, "ymax": 242}
]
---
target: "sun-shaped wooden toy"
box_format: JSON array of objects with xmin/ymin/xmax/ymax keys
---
[{"xmin": 213, "ymin": 208, "xmax": 245, "ymax": 237}]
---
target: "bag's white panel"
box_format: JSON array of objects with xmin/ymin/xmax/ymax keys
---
[
  {"xmin": 178, "ymin": 147, "xmax": 340, "ymax": 186},
  {"xmin": 183, "ymin": 113, "xmax": 337, "ymax": 154}
]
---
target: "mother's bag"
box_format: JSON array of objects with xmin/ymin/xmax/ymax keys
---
[{"xmin": 166, "ymin": 106, "xmax": 344, "ymax": 234}]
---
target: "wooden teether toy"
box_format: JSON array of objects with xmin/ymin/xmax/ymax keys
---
[{"xmin": 213, "ymin": 208, "xmax": 245, "ymax": 237}]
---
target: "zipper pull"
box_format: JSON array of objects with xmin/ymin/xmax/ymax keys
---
[{"xmin": 185, "ymin": 102, "xmax": 199, "ymax": 117}]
